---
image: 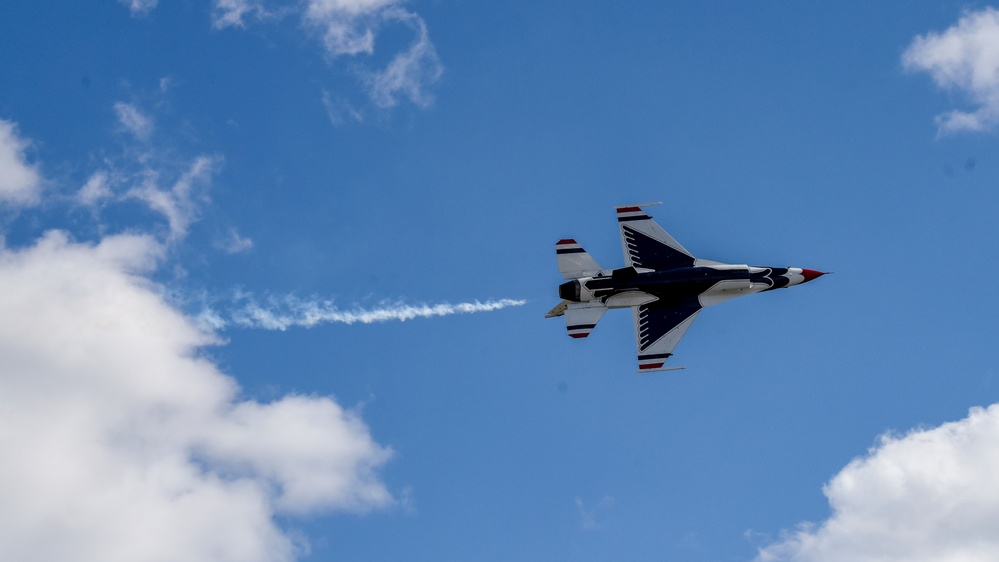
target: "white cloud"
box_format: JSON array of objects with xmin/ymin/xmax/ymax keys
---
[
  {"xmin": 0, "ymin": 231, "xmax": 393, "ymax": 561},
  {"xmin": 756, "ymin": 404, "xmax": 999, "ymax": 562},
  {"xmin": 119, "ymin": 0, "xmax": 158, "ymax": 17},
  {"xmin": 322, "ymin": 89, "xmax": 365, "ymax": 125},
  {"xmin": 304, "ymin": 0, "xmax": 397, "ymax": 56},
  {"xmin": 0, "ymin": 119, "xmax": 42, "ymax": 207},
  {"xmin": 126, "ymin": 155, "xmax": 220, "ymax": 240},
  {"xmin": 77, "ymin": 170, "xmax": 113, "ymax": 206},
  {"xmin": 214, "ymin": 0, "xmax": 442, "ymax": 110},
  {"xmin": 367, "ymin": 9, "xmax": 443, "ymax": 109},
  {"xmin": 575, "ymin": 495, "xmax": 614, "ymax": 531},
  {"xmin": 308, "ymin": 0, "xmax": 398, "ymax": 17},
  {"xmin": 217, "ymin": 227, "xmax": 254, "ymax": 254},
  {"xmin": 113, "ymin": 102, "xmax": 154, "ymax": 141},
  {"xmin": 76, "ymin": 104, "xmax": 220, "ymax": 243},
  {"xmin": 903, "ymin": 7, "xmax": 999, "ymax": 134},
  {"xmin": 227, "ymin": 295, "xmax": 526, "ymax": 330},
  {"xmin": 304, "ymin": 2, "xmax": 443, "ymax": 108},
  {"xmin": 212, "ymin": 0, "xmax": 270, "ymax": 29}
]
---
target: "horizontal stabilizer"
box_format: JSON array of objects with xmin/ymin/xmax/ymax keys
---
[
  {"xmin": 556, "ymin": 239, "xmax": 603, "ymax": 279},
  {"xmin": 565, "ymin": 303, "xmax": 607, "ymax": 338}
]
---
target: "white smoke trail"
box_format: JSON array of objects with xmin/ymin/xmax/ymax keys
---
[{"xmin": 211, "ymin": 295, "xmax": 526, "ymax": 331}]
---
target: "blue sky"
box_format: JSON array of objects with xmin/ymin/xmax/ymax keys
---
[{"xmin": 3, "ymin": 2, "xmax": 999, "ymax": 561}]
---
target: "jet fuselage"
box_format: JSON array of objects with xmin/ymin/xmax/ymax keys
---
[{"xmin": 559, "ymin": 264, "xmax": 822, "ymax": 309}]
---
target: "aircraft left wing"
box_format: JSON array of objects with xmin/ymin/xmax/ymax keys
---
[
  {"xmin": 616, "ymin": 203, "xmax": 695, "ymax": 271},
  {"xmin": 632, "ymin": 298, "xmax": 701, "ymax": 371}
]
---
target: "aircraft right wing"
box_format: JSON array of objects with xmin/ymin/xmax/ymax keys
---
[
  {"xmin": 616, "ymin": 203, "xmax": 695, "ymax": 271},
  {"xmin": 632, "ymin": 298, "xmax": 701, "ymax": 371}
]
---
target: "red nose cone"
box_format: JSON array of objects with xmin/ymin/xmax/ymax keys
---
[{"xmin": 800, "ymin": 269, "xmax": 826, "ymax": 282}]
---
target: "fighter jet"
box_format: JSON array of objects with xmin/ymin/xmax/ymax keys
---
[{"xmin": 546, "ymin": 203, "xmax": 825, "ymax": 371}]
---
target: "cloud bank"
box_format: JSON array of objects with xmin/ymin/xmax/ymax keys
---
[
  {"xmin": 757, "ymin": 404, "xmax": 999, "ymax": 562},
  {"xmin": 0, "ymin": 231, "xmax": 393, "ymax": 561},
  {"xmin": 903, "ymin": 7, "xmax": 999, "ymax": 134}
]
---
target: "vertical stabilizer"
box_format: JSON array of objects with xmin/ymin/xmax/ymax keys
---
[{"xmin": 556, "ymin": 239, "xmax": 603, "ymax": 279}]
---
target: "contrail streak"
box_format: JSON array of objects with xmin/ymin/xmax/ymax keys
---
[{"xmin": 194, "ymin": 295, "xmax": 527, "ymax": 331}]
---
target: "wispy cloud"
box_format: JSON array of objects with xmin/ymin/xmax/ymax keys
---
[
  {"xmin": 73, "ymin": 154, "xmax": 220, "ymax": 243},
  {"xmin": 575, "ymin": 495, "xmax": 615, "ymax": 531},
  {"xmin": 74, "ymin": 101, "xmax": 223, "ymax": 244},
  {"xmin": 124, "ymin": 0, "xmax": 441, "ymax": 112},
  {"xmin": 119, "ymin": 0, "xmax": 158, "ymax": 17},
  {"xmin": 366, "ymin": 8, "xmax": 442, "ymax": 109},
  {"xmin": 114, "ymin": 102, "xmax": 154, "ymax": 140},
  {"xmin": 211, "ymin": 0, "xmax": 273, "ymax": 29},
  {"xmin": 756, "ymin": 403, "xmax": 999, "ymax": 561},
  {"xmin": 218, "ymin": 295, "xmax": 526, "ymax": 331},
  {"xmin": 212, "ymin": 0, "xmax": 442, "ymax": 112},
  {"xmin": 125, "ymin": 154, "xmax": 221, "ymax": 241},
  {"xmin": 76, "ymin": 170, "xmax": 114, "ymax": 207},
  {"xmin": 322, "ymin": 89, "xmax": 364, "ymax": 125},
  {"xmin": 303, "ymin": 0, "xmax": 391, "ymax": 56},
  {"xmin": 903, "ymin": 7, "xmax": 999, "ymax": 135},
  {"xmin": 0, "ymin": 119, "xmax": 42, "ymax": 207},
  {"xmin": 216, "ymin": 227, "xmax": 254, "ymax": 254}
]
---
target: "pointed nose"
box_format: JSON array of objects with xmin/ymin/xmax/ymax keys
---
[{"xmin": 800, "ymin": 269, "xmax": 826, "ymax": 283}]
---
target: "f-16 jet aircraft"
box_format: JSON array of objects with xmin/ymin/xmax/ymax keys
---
[{"xmin": 546, "ymin": 203, "xmax": 825, "ymax": 371}]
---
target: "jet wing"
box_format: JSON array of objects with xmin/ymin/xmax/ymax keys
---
[
  {"xmin": 616, "ymin": 203, "xmax": 695, "ymax": 271},
  {"xmin": 632, "ymin": 298, "xmax": 701, "ymax": 371}
]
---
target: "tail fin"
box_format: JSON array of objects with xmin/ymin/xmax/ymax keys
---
[{"xmin": 556, "ymin": 239, "xmax": 603, "ymax": 279}]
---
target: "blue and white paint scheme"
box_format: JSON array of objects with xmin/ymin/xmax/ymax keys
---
[{"xmin": 547, "ymin": 203, "xmax": 826, "ymax": 372}]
